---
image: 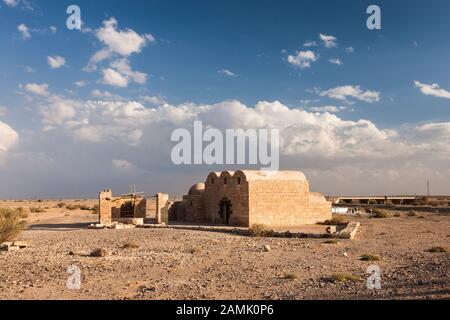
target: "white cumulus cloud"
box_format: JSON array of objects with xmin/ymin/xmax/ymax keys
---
[
  {"xmin": 329, "ymin": 58, "xmax": 342, "ymax": 66},
  {"xmin": 320, "ymin": 85, "xmax": 380, "ymax": 103},
  {"xmin": 303, "ymin": 40, "xmax": 317, "ymax": 47},
  {"xmin": 309, "ymin": 106, "xmax": 345, "ymax": 113},
  {"xmin": 3, "ymin": 0, "xmax": 20, "ymax": 7},
  {"xmin": 112, "ymin": 159, "xmax": 136, "ymax": 171},
  {"xmin": 218, "ymin": 69, "xmax": 237, "ymax": 77},
  {"xmin": 17, "ymin": 23, "xmax": 30, "ymax": 40},
  {"xmin": 319, "ymin": 33, "xmax": 337, "ymax": 48},
  {"xmin": 23, "ymin": 83, "xmax": 50, "ymax": 96},
  {"xmin": 110, "ymin": 58, "xmax": 147, "ymax": 84},
  {"xmin": 287, "ymin": 50, "xmax": 319, "ymax": 69},
  {"xmin": 0, "ymin": 121, "xmax": 19, "ymax": 161},
  {"xmin": 86, "ymin": 17, "xmax": 154, "ymax": 71},
  {"xmin": 414, "ymin": 81, "xmax": 450, "ymax": 99},
  {"xmin": 101, "ymin": 68, "xmax": 129, "ymax": 87},
  {"xmin": 47, "ymin": 55, "xmax": 66, "ymax": 69}
]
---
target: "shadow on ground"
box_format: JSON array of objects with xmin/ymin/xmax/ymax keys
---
[{"xmin": 27, "ymin": 222, "xmax": 95, "ymax": 231}]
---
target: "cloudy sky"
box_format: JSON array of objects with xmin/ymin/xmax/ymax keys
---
[{"xmin": 0, "ymin": 0, "xmax": 450, "ymax": 198}]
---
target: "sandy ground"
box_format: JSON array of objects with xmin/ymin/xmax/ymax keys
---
[{"xmin": 0, "ymin": 199, "xmax": 449, "ymax": 300}]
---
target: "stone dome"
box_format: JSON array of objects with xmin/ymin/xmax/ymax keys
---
[{"xmin": 189, "ymin": 183, "xmax": 205, "ymax": 195}]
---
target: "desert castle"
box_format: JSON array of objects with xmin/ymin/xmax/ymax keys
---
[{"xmin": 99, "ymin": 170, "xmax": 332, "ymax": 228}]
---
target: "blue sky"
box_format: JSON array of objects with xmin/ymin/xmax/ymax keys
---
[{"xmin": 0, "ymin": 0, "xmax": 450, "ymax": 198}]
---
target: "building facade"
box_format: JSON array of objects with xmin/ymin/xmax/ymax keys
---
[{"xmin": 170, "ymin": 170, "xmax": 331, "ymax": 227}]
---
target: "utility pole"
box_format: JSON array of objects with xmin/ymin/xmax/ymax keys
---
[{"xmin": 427, "ymin": 179, "xmax": 430, "ymax": 197}]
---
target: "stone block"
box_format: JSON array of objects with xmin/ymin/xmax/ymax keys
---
[
  {"xmin": 12, "ymin": 241, "xmax": 27, "ymax": 248},
  {"xmin": 338, "ymin": 222, "xmax": 361, "ymax": 240}
]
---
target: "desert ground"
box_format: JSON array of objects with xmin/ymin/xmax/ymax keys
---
[{"xmin": 0, "ymin": 199, "xmax": 449, "ymax": 300}]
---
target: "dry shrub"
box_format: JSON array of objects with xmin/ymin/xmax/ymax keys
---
[
  {"xmin": 327, "ymin": 273, "xmax": 360, "ymax": 283},
  {"xmin": 91, "ymin": 204, "xmax": 99, "ymax": 215},
  {"xmin": 321, "ymin": 216, "xmax": 348, "ymax": 226},
  {"xmin": 29, "ymin": 206, "xmax": 45, "ymax": 213},
  {"xmin": 284, "ymin": 272, "xmax": 298, "ymax": 280},
  {"xmin": 0, "ymin": 208, "xmax": 27, "ymax": 243},
  {"xmin": 56, "ymin": 202, "xmax": 66, "ymax": 208},
  {"xmin": 323, "ymin": 239, "xmax": 339, "ymax": 245},
  {"xmin": 248, "ymin": 224, "xmax": 275, "ymax": 237},
  {"xmin": 407, "ymin": 211, "xmax": 418, "ymax": 217},
  {"xmin": 123, "ymin": 242, "xmax": 140, "ymax": 249},
  {"xmin": 187, "ymin": 246, "xmax": 200, "ymax": 254},
  {"xmin": 372, "ymin": 208, "xmax": 392, "ymax": 219},
  {"xmin": 426, "ymin": 247, "xmax": 447, "ymax": 253},
  {"xmin": 359, "ymin": 253, "xmax": 381, "ymax": 261},
  {"xmin": 90, "ymin": 248, "xmax": 109, "ymax": 257}
]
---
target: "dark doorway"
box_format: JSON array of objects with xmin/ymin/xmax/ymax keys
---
[
  {"xmin": 218, "ymin": 198, "xmax": 232, "ymax": 225},
  {"xmin": 120, "ymin": 201, "xmax": 135, "ymax": 218}
]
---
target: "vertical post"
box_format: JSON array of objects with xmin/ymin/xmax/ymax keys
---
[
  {"xmin": 156, "ymin": 193, "xmax": 169, "ymax": 224},
  {"xmin": 99, "ymin": 189, "xmax": 112, "ymax": 225}
]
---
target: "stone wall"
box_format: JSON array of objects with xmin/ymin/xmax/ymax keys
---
[
  {"xmin": 98, "ymin": 189, "xmax": 147, "ymax": 225},
  {"xmin": 247, "ymin": 181, "xmax": 331, "ymax": 227},
  {"xmin": 203, "ymin": 171, "xmax": 250, "ymax": 226}
]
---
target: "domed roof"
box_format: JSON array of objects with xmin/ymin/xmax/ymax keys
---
[
  {"xmin": 189, "ymin": 183, "xmax": 205, "ymax": 195},
  {"xmin": 237, "ymin": 170, "xmax": 307, "ymax": 182},
  {"xmin": 205, "ymin": 170, "xmax": 308, "ymax": 183}
]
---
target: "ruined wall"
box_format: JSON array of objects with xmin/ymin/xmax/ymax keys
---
[
  {"xmin": 99, "ymin": 190, "xmax": 113, "ymax": 225},
  {"xmin": 98, "ymin": 189, "xmax": 147, "ymax": 225},
  {"xmin": 156, "ymin": 193, "xmax": 169, "ymax": 224}
]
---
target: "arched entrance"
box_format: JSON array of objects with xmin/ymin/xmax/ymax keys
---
[
  {"xmin": 120, "ymin": 201, "xmax": 135, "ymax": 218},
  {"xmin": 218, "ymin": 198, "xmax": 232, "ymax": 225}
]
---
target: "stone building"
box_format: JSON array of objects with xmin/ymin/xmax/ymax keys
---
[
  {"xmin": 170, "ymin": 170, "xmax": 331, "ymax": 228},
  {"xmin": 98, "ymin": 189, "xmax": 147, "ymax": 225}
]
